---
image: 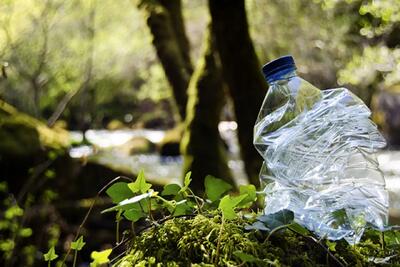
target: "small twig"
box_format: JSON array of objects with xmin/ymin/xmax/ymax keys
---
[{"xmin": 264, "ymin": 224, "xmax": 290, "ymax": 244}]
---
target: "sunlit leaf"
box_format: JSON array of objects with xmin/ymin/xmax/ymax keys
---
[
  {"xmin": 204, "ymin": 175, "xmax": 232, "ymax": 202},
  {"xmin": 326, "ymin": 240, "xmax": 337, "ymax": 252},
  {"xmin": 180, "ymin": 172, "xmax": 192, "ymax": 193},
  {"xmin": 71, "ymin": 236, "xmax": 86, "ymax": 251},
  {"xmin": 238, "ymin": 184, "xmax": 257, "ymax": 206},
  {"xmin": 161, "ymin": 184, "xmax": 181, "ymax": 196},
  {"xmin": 90, "ymin": 248, "xmax": 112, "ymax": 266},
  {"xmin": 219, "ymin": 194, "xmax": 247, "ymax": 220},
  {"xmin": 128, "ymin": 170, "xmax": 152, "ymax": 194},
  {"xmin": 43, "ymin": 247, "xmax": 58, "ymax": 261},
  {"xmin": 106, "ymin": 182, "xmax": 134, "ymax": 203}
]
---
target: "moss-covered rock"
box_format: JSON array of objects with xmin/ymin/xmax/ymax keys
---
[
  {"xmin": 0, "ymin": 100, "xmax": 69, "ymax": 158},
  {"xmin": 119, "ymin": 137, "xmax": 157, "ymax": 155},
  {"xmin": 115, "ymin": 213, "xmax": 400, "ymax": 267}
]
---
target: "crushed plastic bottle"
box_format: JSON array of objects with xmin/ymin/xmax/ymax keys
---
[{"xmin": 253, "ymin": 55, "xmax": 389, "ymax": 244}]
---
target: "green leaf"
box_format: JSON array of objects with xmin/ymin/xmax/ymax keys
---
[
  {"xmin": 90, "ymin": 248, "xmax": 112, "ymax": 266},
  {"xmin": 258, "ymin": 210, "xmax": 294, "ymax": 229},
  {"xmin": 288, "ymin": 222, "xmax": 310, "ymax": 236},
  {"xmin": 238, "ymin": 184, "xmax": 257, "ymax": 206},
  {"xmin": 128, "ymin": 170, "xmax": 152, "ymax": 194},
  {"xmin": 101, "ymin": 190, "xmax": 153, "ymax": 213},
  {"xmin": 19, "ymin": 227, "xmax": 32, "ymax": 237},
  {"xmin": 43, "ymin": 247, "xmax": 58, "ymax": 261},
  {"xmin": 219, "ymin": 194, "xmax": 247, "ymax": 220},
  {"xmin": 204, "ymin": 175, "xmax": 232, "ymax": 202},
  {"xmin": 161, "ymin": 184, "xmax": 181, "ymax": 196},
  {"xmin": 180, "ymin": 172, "xmax": 192, "ymax": 193},
  {"xmin": 123, "ymin": 203, "xmax": 146, "ymax": 222},
  {"xmin": 106, "ymin": 182, "xmax": 134, "ymax": 203},
  {"xmin": 173, "ymin": 200, "xmax": 192, "ymax": 216},
  {"xmin": 71, "ymin": 236, "xmax": 86, "ymax": 251},
  {"xmin": 233, "ymin": 251, "xmax": 260, "ymax": 263},
  {"xmin": 326, "ymin": 240, "xmax": 337, "ymax": 252}
]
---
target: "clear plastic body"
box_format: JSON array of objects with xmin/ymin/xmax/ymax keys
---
[{"xmin": 254, "ymin": 70, "xmax": 389, "ymax": 244}]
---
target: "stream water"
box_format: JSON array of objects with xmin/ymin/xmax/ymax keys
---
[{"xmin": 69, "ymin": 122, "xmax": 400, "ymax": 214}]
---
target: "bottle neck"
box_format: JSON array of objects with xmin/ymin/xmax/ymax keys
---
[{"xmin": 267, "ymin": 69, "xmax": 297, "ymax": 84}]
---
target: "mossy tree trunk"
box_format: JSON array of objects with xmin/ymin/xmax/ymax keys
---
[
  {"xmin": 181, "ymin": 26, "xmax": 233, "ymax": 192},
  {"xmin": 138, "ymin": 0, "xmax": 193, "ymax": 120},
  {"xmin": 208, "ymin": 0, "xmax": 267, "ymax": 187}
]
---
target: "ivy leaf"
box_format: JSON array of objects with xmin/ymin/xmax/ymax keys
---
[
  {"xmin": 173, "ymin": 200, "xmax": 192, "ymax": 216},
  {"xmin": 258, "ymin": 209, "xmax": 294, "ymax": 229},
  {"xmin": 123, "ymin": 203, "xmax": 146, "ymax": 222},
  {"xmin": 238, "ymin": 184, "xmax": 257, "ymax": 206},
  {"xmin": 204, "ymin": 175, "xmax": 232, "ymax": 202},
  {"xmin": 101, "ymin": 190, "xmax": 153, "ymax": 213},
  {"xmin": 326, "ymin": 240, "xmax": 337, "ymax": 252},
  {"xmin": 180, "ymin": 172, "xmax": 192, "ymax": 193},
  {"xmin": 43, "ymin": 247, "xmax": 58, "ymax": 261},
  {"xmin": 106, "ymin": 182, "xmax": 134, "ymax": 203},
  {"xmin": 219, "ymin": 194, "xmax": 247, "ymax": 220},
  {"xmin": 90, "ymin": 248, "xmax": 112, "ymax": 266},
  {"xmin": 161, "ymin": 184, "xmax": 181, "ymax": 196},
  {"xmin": 128, "ymin": 170, "xmax": 152, "ymax": 194},
  {"xmin": 71, "ymin": 236, "xmax": 86, "ymax": 251}
]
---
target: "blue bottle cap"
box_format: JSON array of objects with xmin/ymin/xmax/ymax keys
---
[{"xmin": 262, "ymin": 55, "xmax": 296, "ymax": 83}]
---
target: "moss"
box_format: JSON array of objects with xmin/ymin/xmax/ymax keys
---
[
  {"xmin": 115, "ymin": 213, "xmax": 400, "ymax": 267},
  {"xmin": 0, "ymin": 100, "xmax": 69, "ymax": 158}
]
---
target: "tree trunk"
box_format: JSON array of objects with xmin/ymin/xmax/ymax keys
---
[
  {"xmin": 208, "ymin": 0, "xmax": 267, "ymax": 187},
  {"xmin": 139, "ymin": 0, "xmax": 193, "ymax": 120},
  {"xmin": 181, "ymin": 26, "xmax": 233, "ymax": 192},
  {"xmin": 159, "ymin": 0, "xmax": 193, "ymax": 75}
]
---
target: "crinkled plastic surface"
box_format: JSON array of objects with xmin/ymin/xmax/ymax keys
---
[{"xmin": 254, "ymin": 74, "xmax": 389, "ymax": 244}]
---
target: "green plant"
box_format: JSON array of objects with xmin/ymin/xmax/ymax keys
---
[{"xmin": 39, "ymin": 170, "xmax": 400, "ymax": 266}]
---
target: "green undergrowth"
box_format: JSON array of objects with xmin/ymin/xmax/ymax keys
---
[
  {"xmin": 47, "ymin": 171, "xmax": 400, "ymax": 266},
  {"xmin": 100, "ymin": 171, "xmax": 400, "ymax": 267}
]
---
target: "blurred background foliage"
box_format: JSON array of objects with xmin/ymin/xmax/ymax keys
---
[{"xmin": 1, "ymin": 0, "xmax": 399, "ymax": 132}]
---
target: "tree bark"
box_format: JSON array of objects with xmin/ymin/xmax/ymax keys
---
[
  {"xmin": 139, "ymin": 0, "xmax": 193, "ymax": 120},
  {"xmin": 208, "ymin": 0, "xmax": 267, "ymax": 187},
  {"xmin": 181, "ymin": 26, "xmax": 233, "ymax": 192}
]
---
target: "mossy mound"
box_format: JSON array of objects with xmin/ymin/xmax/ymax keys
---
[
  {"xmin": 0, "ymin": 100, "xmax": 69, "ymax": 158},
  {"xmin": 115, "ymin": 213, "xmax": 400, "ymax": 266}
]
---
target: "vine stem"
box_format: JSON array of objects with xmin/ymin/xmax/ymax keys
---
[
  {"xmin": 287, "ymin": 227, "xmax": 346, "ymax": 267},
  {"xmin": 72, "ymin": 250, "xmax": 77, "ymax": 267},
  {"xmin": 264, "ymin": 224, "xmax": 290, "ymax": 244},
  {"xmin": 60, "ymin": 176, "xmax": 133, "ymax": 266}
]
